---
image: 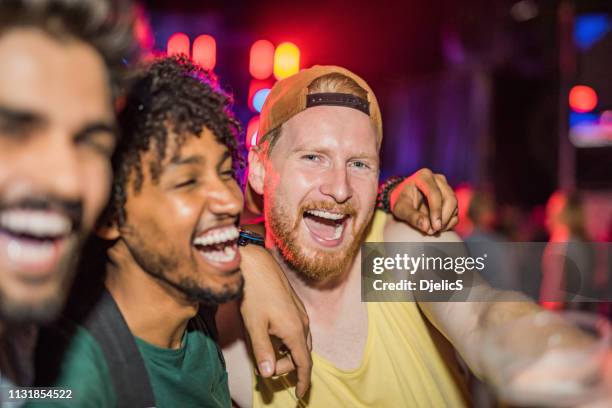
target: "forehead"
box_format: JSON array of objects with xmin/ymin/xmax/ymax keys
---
[
  {"xmin": 278, "ymin": 105, "xmax": 378, "ymax": 154},
  {"xmin": 0, "ymin": 27, "xmax": 112, "ymax": 124},
  {"xmin": 157, "ymin": 127, "xmax": 231, "ymax": 168}
]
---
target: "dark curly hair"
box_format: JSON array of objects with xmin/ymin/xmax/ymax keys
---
[
  {"xmin": 0, "ymin": 0, "xmax": 136, "ymax": 97},
  {"xmin": 108, "ymin": 55, "xmax": 243, "ymax": 226}
]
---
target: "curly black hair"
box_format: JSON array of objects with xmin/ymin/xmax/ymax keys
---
[
  {"xmin": 108, "ymin": 55, "xmax": 243, "ymax": 226},
  {"xmin": 0, "ymin": 0, "xmax": 136, "ymax": 98}
]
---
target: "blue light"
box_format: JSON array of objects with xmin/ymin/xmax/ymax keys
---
[
  {"xmin": 574, "ymin": 13, "xmax": 611, "ymax": 50},
  {"xmin": 253, "ymin": 88, "xmax": 271, "ymax": 113},
  {"xmin": 569, "ymin": 112, "xmax": 598, "ymax": 127}
]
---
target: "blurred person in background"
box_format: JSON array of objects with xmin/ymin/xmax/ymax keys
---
[
  {"xmin": 0, "ymin": 0, "xmax": 134, "ymax": 391},
  {"xmin": 464, "ymin": 189, "xmax": 518, "ymax": 291},
  {"xmin": 541, "ymin": 190, "xmax": 598, "ymax": 311}
]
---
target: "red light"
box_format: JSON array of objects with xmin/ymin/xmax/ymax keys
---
[
  {"xmin": 193, "ymin": 35, "xmax": 216, "ymax": 70},
  {"xmin": 248, "ymin": 79, "xmax": 274, "ymax": 112},
  {"xmin": 569, "ymin": 85, "xmax": 598, "ymax": 113},
  {"xmin": 249, "ymin": 40, "xmax": 275, "ymax": 79},
  {"xmin": 167, "ymin": 33, "xmax": 190, "ymax": 57},
  {"xmin": 246, "ymin": 116, "xmax": 260, "ymax": 149}
]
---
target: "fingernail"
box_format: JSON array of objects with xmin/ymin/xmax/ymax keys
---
[
  {"xmin": 259, "ymin": 361, "xmax": 273, "ymax": 377},
  {"xmin": 419, "ymin": 218, "xmax": 426, "ymax": 230},
  {"xmin": 434, "ymin": 218, "xmax": 442, "ymax": 230}
]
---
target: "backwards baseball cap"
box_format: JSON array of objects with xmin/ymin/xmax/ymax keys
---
[{"xmin": 252, "ymin": 65, "xmax": 383, "ymax": 148}]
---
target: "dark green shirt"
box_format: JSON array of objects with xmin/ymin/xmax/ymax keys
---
[{"xmin": 31, "ymin": 325, "xmax": 230, "ymax": 407}]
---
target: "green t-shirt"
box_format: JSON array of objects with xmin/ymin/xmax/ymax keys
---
[{"xmin": 30, "ymin": 324, "xmax": 230, "ymax": 407}]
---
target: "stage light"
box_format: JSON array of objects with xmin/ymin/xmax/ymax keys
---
[
  {"xmin": 569, "ymin": 85, "xmax": 598, "ymax": 113},
  {"xmin": 274, "ymin": 42, "xmax": 300, "ymax": 80},
  {"xmin": 167, "ymin": 32, "xmax": 190, "ymax": 57},
  {"xmin": 250, "ymin": 40, "xmax": 275, "ymax": 79},
  {"xmin": 193, "ymin": 35, "xmax": 216, "ymax": 70},
  {"xmin": 248, "ymin": 79, "xmax": 274, "ymax": 112},
  {"xmin": 246, "ymin": 116, "xmax": 260, "ymax": 150},
  {"xmin": 253, "ymin": 89, "xmax": 271, "ymax": 113}
]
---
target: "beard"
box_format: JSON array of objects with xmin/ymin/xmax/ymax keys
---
[
  {"xmin": 266, "ymin": 199, "xmax": 372, "ymax": 282},
  {"xmin": 0, "ymin": 290, "xmax": 65, "ymax": 324},
  {"xmin": 122, "ymin": 227, "xmax": 243, "ymax": 305}
]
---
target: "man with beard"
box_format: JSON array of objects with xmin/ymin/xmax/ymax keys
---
[
  {"xmin": 0, "ymin": 0, "xmax": 134, "ymax": 393},
  {"xmin": 222, "ymin": 66, "xmax": 612, "ymax": 407},
  {"xmin": 33, "ymin": 56, "xmax": 319, "ymax": 407}
]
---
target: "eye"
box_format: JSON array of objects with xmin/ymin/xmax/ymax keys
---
[
  {"xmin": 220, "ymin": 169, "xmax": 236, "ymax": 180},
  {"xmin": 302, "ymin": 154, "xmax": 321, "ymax": 162},
  {"xmin": 350, "ymin": 160, "xmax": 370, "ymax": 169},
  {"xmin": 175, "ymin": 178, "xmax": 197, "ymax": 189}
]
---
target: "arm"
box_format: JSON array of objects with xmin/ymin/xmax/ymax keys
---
[
  {"xmin": 380, "ymin": 169, "xmax": 458, "ymax": 235},
  {"xmin": 233, "ymin": 244, "xmax": 312, "ymax": 399},
  {"xmin": 383, "ymin": 216, "xmax": 612, "ymax": 405}
]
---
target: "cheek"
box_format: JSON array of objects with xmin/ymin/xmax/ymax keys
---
[{"xmin": 80, "ymin": 155, "xmax": 113, "ymax": 228}]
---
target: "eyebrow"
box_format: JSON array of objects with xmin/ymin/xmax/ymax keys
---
[
  {"xmin": 170, "ymin": 154, "xmax": 205, "ymax": 167},
  {"xmin": 292, "ymin": 145, "xmax": 379, "ymax": 161},
  {"xmin": 0, "ymin": 105, "xmax": 47, "ymax": 127}
]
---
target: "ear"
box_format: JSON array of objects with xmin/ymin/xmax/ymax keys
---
[
  {"xmin": 248, "ymin": 148, "xmax": 266, "ymax": 195},
  {"xmin": 95, "ymin": 216, "xmax": 120, "ymax": 241}
]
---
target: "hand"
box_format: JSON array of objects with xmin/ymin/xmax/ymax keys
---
[
  {"xmin": 238, "ymin": 244, "xmax": 312, "ymax": 399},
  {"xmin": 389, "ymin": 168, "xmax": 458, "ymax": 235},
  {"xmin": 481, "ymin": 310, "xmax": 611, "ymax": 407}
]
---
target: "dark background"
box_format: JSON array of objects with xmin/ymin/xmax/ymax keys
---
[{"xmin": 139, "ymin": 0, "xmax": 612, "ymax": 238}]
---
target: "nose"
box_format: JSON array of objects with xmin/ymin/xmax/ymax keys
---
[
  {"xmin": 27, "ymin": 130, "xmax": 83, "ymax": 202},
  {"xmin": 208, "ymin": 178, "xmax": 243, "ymax": 218},
  {"xmin": 320, "ymin": 166, "xmax": 353, "ymax": 204}
]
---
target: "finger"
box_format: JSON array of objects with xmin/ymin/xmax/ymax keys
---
[
  {"xmin": 274, "ymin": 355, "xmax": 296, "ymax": 375},
  {"xmin": 247, "ymin": 323, "xmax": 276, "ymax": 378},
  {"xmin": 445, "ymin": 215, "xmax": 459, "ymax": 231},
  {"xmin": 414, "ymin": 170, "xmax": 443, "ymax": 231},
  {"xmin": 277, "ymin": 329, "xmax": 312, "ymax": 399},
  {"xmin": 393, "ymin": 202, "xmax": 430, "ymax": 233},
  {"xmin": 434, "ymin": 174, "xmax": 457, "ymax": 229}
]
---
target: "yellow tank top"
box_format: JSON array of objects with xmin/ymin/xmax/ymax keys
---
[{"xmin": 252, "ymin": 211, "xmax": 466, "ymax": 408}]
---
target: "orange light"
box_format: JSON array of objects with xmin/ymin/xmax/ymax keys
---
[
  {"xmin": 246, "ymin": 116, "xmax": 260, "ymax": 149},
  {"xmin": 193, "ymin": 35, "xmax": 216, "ymax": 70},
  {"xmin": 167, "ymin": 32, "xmax": 190, "ymax": 57},
  {"xmin": 250, "ymin": 40, "xmax": 275, "ymax": 79},
  {"xmin": 569, "ymin": 85, "xmax": 598, "ymax": 113},
  {"xmin": 273, "ymin": 42, "xmax": 300, "ymax": 80}
]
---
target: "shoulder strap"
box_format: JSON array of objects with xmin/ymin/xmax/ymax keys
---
[{"xmin": 84, "ymin": 289, "xmax": 156, "ymax": 408}]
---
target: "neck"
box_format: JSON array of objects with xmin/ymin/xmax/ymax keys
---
[
  {"xmin": 105, "ymin": 241, "xmax": 198, "ymax": 349},
  {"xmin": 266, "ymin": 240, "xmax": 360, "ymax": 317}
]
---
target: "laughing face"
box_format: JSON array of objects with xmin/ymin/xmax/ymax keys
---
[
  {"xmin": 257, "ymin": 105, "xmax": 379, "ymax": 281},
  {"xmin": 118, "ymin": 127, "xmax": 244, "ymax": 304},
  {"xmin": 0, "ymin": 29, "xmax": 115, "ymax": 323}
]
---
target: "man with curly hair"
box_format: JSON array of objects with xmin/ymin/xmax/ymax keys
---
[{"xmin": 33, "ymin": 55, "xmax": 316, "ymax": 407}]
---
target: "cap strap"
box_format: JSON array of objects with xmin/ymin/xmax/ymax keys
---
[{"xmin": 306, "ymin": 93, "xmax": 370, "ymax": 115}]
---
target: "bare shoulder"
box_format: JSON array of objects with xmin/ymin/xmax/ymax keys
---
[
  {"xmin": 216, "ymin": 301, "xmax": 254, "ymax": 408},
  {"xmin": 383, "ymin": 215, "xmax": 462, "ymax": 243}
]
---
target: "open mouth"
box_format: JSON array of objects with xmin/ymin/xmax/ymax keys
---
[
  {"xmin": 0, "ymin": 209, "xmax": 73, "ymax": 278},
  {"xmin": 302, "ymin": 209, "xmax": 350, "ymax": 247},
  {"xmin": 193, "ymin": 225, "xmax": 240, "ymax": 267}
]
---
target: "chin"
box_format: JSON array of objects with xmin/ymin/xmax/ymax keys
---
[{"xmin": 0, "ymin": 289, "xmax": 64, "ymax": 324}]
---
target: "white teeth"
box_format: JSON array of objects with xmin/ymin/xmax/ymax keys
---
[
  {"xmin": 200, "ymin": 246, "xmax": 237, "ymax": 263},
  {"xmin": 193, "ymin": 226, "xmax": 239, "ymax": 246},
  {"xmin": 333, "ymin": 224, "xmax": 343, "ymax": 240},
  {"xmin": 0, "ymin": 210, "xmax": 71, "ymax": 238},
  {"xmin": 7, "ymin": 239, "xmax": 55, "ymax": 264},
  {"xmin": 305, "ymin": 210, "xmax": 345, "ymax": 221}
]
